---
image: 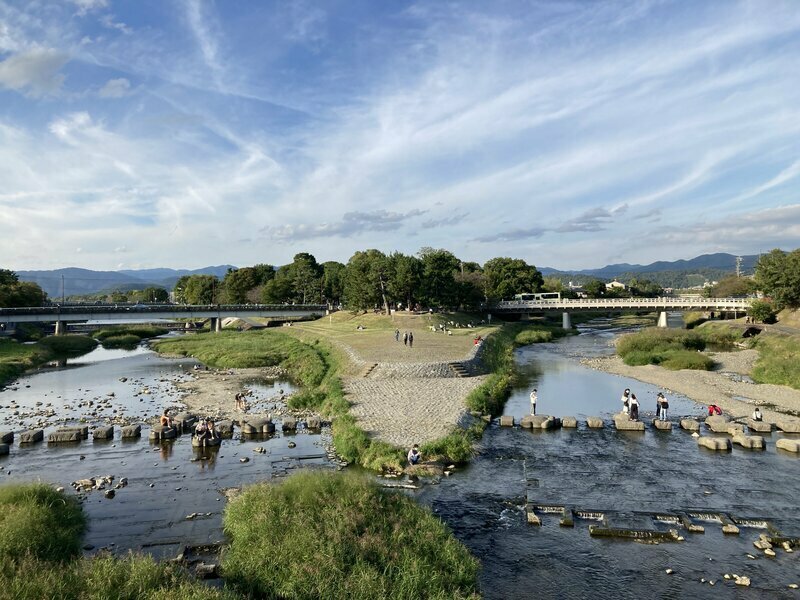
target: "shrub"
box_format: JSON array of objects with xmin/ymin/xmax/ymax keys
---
[
  {"xmin": 749, "ymin": 299, "xmax": 777, "ymax": 324},
  {"xmin": 0, "ymin": 483, "xmax": 86, "ymax": 562},
  {"xmin": 514, "ymin": 329, "xmax": 552, "ymax": 345},
  {"xmin": 93, "ymin": 326, "xmax": 168, "ymax": 342},
  {"xmin": 659, "ymin": 350, "xmax": 714, "ymax": 371},
  {"xmin": 222, "ymin": 472, "xmax": 479, "ymax": 599},
  {"xmin": 98, "ymin": 334, "xmax": 141, "ymax": 349},
  {"xmin": 37, "ymin": 335, "xmax": 98, "ymax": 358},
  {"xmin": 751, "ymin": 335, "xmax": 800, "ymax": 390}
]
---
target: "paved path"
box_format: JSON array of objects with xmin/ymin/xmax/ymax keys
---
[{"xmin": 340, "ymin": 341, "xmax": 488, "ymax": 447}]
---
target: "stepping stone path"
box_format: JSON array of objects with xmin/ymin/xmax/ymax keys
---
[
  {"xmin": 613, "ymin": 414, "xmax": 645, "ymax": 431},
  {"xmin": 0, "ymin": 431, "xmax": 13, "ymax": 444},
  {"xmin": 705, "ymin": 415, "xmax": 731, "ymax": 433},
  {"xmin": 19, "ymin": 430, "xmax": 44, "ymax": 444},
  {"xmin": 586, "ymin": 417, "xmax": 604, "ymax": 429},
  {"xmin": 776, "ymin": 438, "xmax": 800, "ymax": 453},
  {"xmin": 777, "ymin": 420, "xmax": 800, "ymax": 433},
  {"xmin": 149, "ymin": 425, "xmax": 177, "ymax": 441},
  {"xmin": 653, "ymin": 419, "xmax": 672, "ymax": 430},
  {"xmin": 48, "ymin": 429, "xmax": 82, "ymax": 443},
  {"xmin": 747, "ymin": 418, "xmax": 772, "ymax": 433},
  {"xmin": 698, "ymin": 436, "xmax": 732, "ymax": 451},
  {"xmin": 680, "ymin": 418, "xmax": 700, "ymax": 431},
  {"xmin": 121, "ymin": 424, "xmax": 141, "ymax": 438},
  {"xmin": 500, "ymin": 416, "xmax": 514, "ymax": 427},
  {"xmin": 92, "ymin": 425, "xmax": 114, "ymax": 440},
  {"xmin": 561, "ymin": 416, "xmax": 578, "ymax": 428},
  {"xmin": 732, "ymin": 435, "xmax": 765, "ymax": 450}
]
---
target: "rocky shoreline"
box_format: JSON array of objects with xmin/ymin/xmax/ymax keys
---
[{"xmin": 581, "ymin": 349, "xmax": 800, "ymax": 426}]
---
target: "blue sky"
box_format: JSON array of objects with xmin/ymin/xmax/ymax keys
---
[{"xmin": 1, "ymin": 0, "xmax": 799, "ymax": 271}]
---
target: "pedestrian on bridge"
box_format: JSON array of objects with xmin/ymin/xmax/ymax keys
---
[{"xmin": 530, "ymin": 389, "xmax": 537, "ymax": 415}]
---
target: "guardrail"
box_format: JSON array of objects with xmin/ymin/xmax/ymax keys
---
[
  {"xmin": 0, "ymin": 303, "xmax": 328, "ymax": 317},
  {"xmin": 493, "ymin": 297, "xmax": 752, "ymax": 311}
]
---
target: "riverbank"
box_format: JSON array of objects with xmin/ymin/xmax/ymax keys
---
[{"xmin": 583, "ymin": 349, "xmax": 800, "ymax": 424}]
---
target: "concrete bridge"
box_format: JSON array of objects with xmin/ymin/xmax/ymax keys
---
[
  {"xmin": 492, "ymin": 297, "xmax": 753, "ymax": 328},
  {"xmin": 0, "ymin": 303, "xmax": 328, "ymax": 334}
]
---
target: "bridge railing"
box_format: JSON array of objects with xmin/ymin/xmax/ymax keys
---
[{"xmin": 493, "ymin": 296, "xmax": 753, "ymax": 310}]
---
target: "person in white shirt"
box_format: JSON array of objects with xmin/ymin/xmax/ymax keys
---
[
  {"xmin": 752, "ymin": 407, "xmax": 763, "ymax": 422},
  {"xmin": 621, "ymin": 389, "xmax": 630, "ymax": 415},
  {"xmin": 530, "ymin": 389, "xmax": 537, "ymax": 415}
]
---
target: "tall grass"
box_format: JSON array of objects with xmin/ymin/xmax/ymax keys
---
[
  {"xmin": 751, "ymin": 335, "xmax": 800, "ymax": 390},
  {"xmin": 222, "ymin": 471, "xmax": 479, "ymax": 599},
  {"xmin": 0, "ymin": 483, "xmax": 86, "ymax": 562},
  {"xmin": 37, "ymin": 334, "xmax": 98, "ymax": 358},
  {"xmin": 616, "ymin": 326, "xmax": 737, "ymax": 370},
  {"xmin": 0, "ymin": 338, "xmax": 43, "ymax": 387}
]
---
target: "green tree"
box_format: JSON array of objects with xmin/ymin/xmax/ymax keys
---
[
  {"xmin": 344, "ymin": 250, "xmax": 391, "ymax": 313},
  {"xmin": 703, "ymin": 275, "xmax": 756, "ymax": 298},
  {"xmin": 322, "ymin": 261, "xmax": 346, "ymax": 306},
  {"xmin": 542, "ymin": 276, "xmax": 564, "ymax": 293},
  {"xmin": 222, "ymin": 265, "xmax": 274, "ymax": 303},
  {"xmin": 261, "ymin": 274, "xmax": 293, "ymax": 304},
  {"xmin": 419, "ymin": 247, "xmax": 460, "ymax": 308},
  {"xmin": 748, "ymin": 299, "xmax": 777, "ymax": 323},
  {"xmin": 628, "ymin": 278, "xmax": 663, "ymax": 298},
  {"xmin": 755, "ymin": 248, "xmax": 800, "ymax": 309},
  {"xmin": 482, "ymin": 257, "xmax": 544, "ymax": 302},
  {"xmin": 583, "ymin": 279, "xmax": 606, "ymax": 298},
  {"xmin": 182, "ymin": 275, "xmax": 219, "ymax": 304},
  {"xmin": 287, "ymin": 253, "xmax": 323, "ymax": 304},
  {"xmin": 110, "ymin": 290, "xmax": 129, "ymax": 303},
  {"xmin": 387, "ymin": 253, "xmax": 422, "ymax": 310},
  {"xmin": 0, "ymin": 273, "xmax": 47, "ymax": 307}
]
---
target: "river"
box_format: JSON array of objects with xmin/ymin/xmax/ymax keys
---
[{"xmin": 417, "ymin": 319, "xmax": 800, "ymax": 598}]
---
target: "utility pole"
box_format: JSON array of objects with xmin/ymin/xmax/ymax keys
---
[{"xmin": 736, "ymin": 256, "xmax": 743, "ymax": 278}]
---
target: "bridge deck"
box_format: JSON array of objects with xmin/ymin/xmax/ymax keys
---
[{"xmin": 493, "ymin": 297, "xmax": 751, "ymax": 313}]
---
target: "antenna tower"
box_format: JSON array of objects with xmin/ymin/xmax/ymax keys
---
[{"xmin": 735, "ymin": 256, "xmax": 742, "ymax": 278}]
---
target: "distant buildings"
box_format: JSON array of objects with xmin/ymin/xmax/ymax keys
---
[{"xmin": 605, "ymin": 280, "xmax": 626, "ymax": 291}]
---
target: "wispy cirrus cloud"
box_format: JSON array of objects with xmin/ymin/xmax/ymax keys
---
[{"xmin": 261, "ymin": 209, "xmax": 428, "ymax": 241}]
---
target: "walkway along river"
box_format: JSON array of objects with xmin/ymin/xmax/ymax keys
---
[{"xmin": 418, "ymin": 319, "xmax": 800, "ymax": 599}]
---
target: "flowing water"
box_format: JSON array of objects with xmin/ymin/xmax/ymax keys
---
[{"xmin": 417, "ymin": 321, "xmax": 800, "ymax": 598}]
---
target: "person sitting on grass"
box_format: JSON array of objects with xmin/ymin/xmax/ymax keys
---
[
  {"xmin": 160, "ymin": 409, "xmax": 173, "ymax": 428},
  {"xmin": 407, "ymin": 444, "xmax": 421, "ymax": 466}
]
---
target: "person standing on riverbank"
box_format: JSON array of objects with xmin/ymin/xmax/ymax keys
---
[
  {"xmin": 621, "ymin": 389, "xmax": 630, "ymax": 415},
  {"xmin": 395, "ymin": 329, "xmax": 400, "ymax": 342},
  {"xmin": 530, "ymin": 388, "xmax": 537, "ymax": 415},
  {"xmin": 408, "ymin": 331, "xmax": 414, "ymax": 348},
  {"xmin": 403, "ymin": 332, "xmax": 408, "ymax": 346}
]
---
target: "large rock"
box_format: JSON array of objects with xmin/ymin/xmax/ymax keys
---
[
  {"xmin": 0, "ymin": 431, "xmax": 13, "ymax": 444},
  {"xmin": 149, "ymin": 425, "xmax": 177, "ymax": 441},
  {"xmin": 586, "ymin": 417, "xmax": 604, "ymax": 429},
  {"xmin": 92, "ymin": 425, "xmax": 114, "ymax": 440},
  {"xmin": 519, "ymin": 415, "xmax": 534, "ymax": 429},
  {"xmin": 242, "ymin": 418, "xmax": 274, "ymax": 434},
  {"xmin": 215, "ymin": 420, "xmax": 234, "ymax": 437},
  {"xmin": 776, "ymin": 438, "xmax": 800, "ymax": 453},
  {"xmin": 705, "ymin": 415, "xmax": 731, "ymax": 433},
  {"xmin": 48, "ymin": 429, "xmax": 82, "ymax": 443},
  {"xmin": 61, "ymin": 425, "xmax": 89, "ymax": 439},
  {"xmin": 776, "ymin": 420, "xmax": 800, "ymax": 433},
  {"xmin": 726, "ymin": 423, "xmax": 746, "ymax": 436},
  {"xmin": 614, "ymin": 414, "xmax": 645, "ymax": 431},
  {"xmin": 306, "ymin": 416, "xmax": 322, "ymax": 430},
  {"xmin": 0, "ymin": 444, "xmax": 8, "ymax": 456},
  {"xmin": 499, "ymin": 415, "xmax": 514, "ymax": 427},
  {"xmin": 680, "ymin": 418, "xmax": 701, "ymax": 432},
  {"xmin": 747, "ymin": 419, "xmax": 772, "ymax": 433},
  {"xmin": 732, "ymin": 435, "xmax": 765, "ymax": 450},
  {"xmin": 525, "ymin": 415, "xmax": 559, "ymax": 430},
  {"xmin": 121, "ymin": 424, "xmax": 142, "ymax": 438},
  {"xmin": 282, "ymin": 417, "xmax": 297, "ymax": 432},
  {"xmin": 19, "ymin": 429, "xmax": 44, "ymax": 444},
  {"xmin": 653, "ymin": 419, "xmax": 672, "ymax": 431},
  {"xmin": 173, "ymin": 413, "xmax": 197, "ymax": 433},
  {"xmin": 561, "ymin": 416, "xmax": 578, "ymax": 428},
  {"xmin": 697, "ymin": 436, "xmax": 732, "ymax": 451}
]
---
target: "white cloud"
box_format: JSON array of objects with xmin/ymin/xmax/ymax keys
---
[
  {"xmin": 72, "ymin": 0, "xmax": 109, "ymax": 17},
  {"xmin": 0, "ymin": 48, "xmax": 68, "ymax": 97},
  {"xmin": 98, "ymin": 77, "xmax": 131, "ymax": 98}
]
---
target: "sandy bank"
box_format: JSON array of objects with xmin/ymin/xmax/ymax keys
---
[{"xmin": 582, "ymin": 350, "xmax": 800, "ymax": 425}]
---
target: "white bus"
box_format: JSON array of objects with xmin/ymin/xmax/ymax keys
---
[{"xmin": 513, "ymin": 292, "xmax": 561, "ymax": 302}]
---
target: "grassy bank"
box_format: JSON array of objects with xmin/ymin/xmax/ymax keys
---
[
  {"xmin": 0, "ymin": 335, "xmax": 98, "ymax": 388},
  {"xmin": 93, "ymin": 325, "xmax": 168, "ymax": 349},
  {"xmin": 616, "ymin": 326, "xmax": 738, "ymax": 370},
  {"xmin": 751, "ymin": 334, "xmax": 800, "ymax": 390},
  {"xmin": 222, "ymin": 471, "xmax": 479, "ymax": 599}
]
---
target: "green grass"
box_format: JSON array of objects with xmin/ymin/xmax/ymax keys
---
[
  {"xmin": 751, "ymin": 334, "xmax": 800, "ymax": 390},
  {"xmin": 222, "ymin": 471, "xmax": 479, "ymax": 600},
  {"xmin": 97, "ymin": 334, "xmax": 142, "ymax": 349},
  {"xmin": 37, "ymin": 334, "xmax": 98, "ymax": 358},
  {"xmin": 93, "ymin": 326, "xmax": 168, "ymax": 349},
  {"xmin": 616, "ymin": 326, "xmax": 737, "ymax": 370},
  {"xmin": 0, "ymin": 338, "xmax": 44, "ymax": 387},
  {"xmin": 421, "ymin": 422, "xmax": 486, "ymax": 465},
  {"xmin": 0, "ymin": 553, "xmax": 235, "ymax": 600},
  {"xmin": 0, "ymin": 483, "xmax": 86, "ymax": 563}
]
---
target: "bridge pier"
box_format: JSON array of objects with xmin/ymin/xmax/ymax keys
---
[
  {"xmin": 209, "ymin": 317, "xmax": 222, "ymax": 333},
  {"xmin": 657, "ymin": 311, "xmax": 668, "ymax": 328},
  {"xmin": 54, "ymin": 320, "xmax": 67, "ymax": 336},
  {"xmin": 562, "ymin": 312, "xmax": 572, "ymax": 330}
]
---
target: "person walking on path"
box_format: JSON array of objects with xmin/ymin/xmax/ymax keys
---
[
  {"xmin": 407, "ymin": 444, "xmax": 421, "ymax": 465},
  {"xmin": 403, "ymin": 332, "xmax": 408, "ymax": 346},
  {"xmin": 530, "ymin": 388, "xmax": 538, "ymax": 415},
  {"xmin": 629, "ymin": 394, "xmax": 640, "ymax": 421},
  {"xmin": 621, "ymin": 389, "xmax": 631, "ymax": 415},
  {"xmin": 408, "ymin": 331, "xmax": 414, "ymax": 348},
  {"xmin": 395, "ymin": 329, "xmax": 400, "ymax": 342},
  {"xmin": 656, "ymin": 393, "xmax": 668, "ymax": 421}
]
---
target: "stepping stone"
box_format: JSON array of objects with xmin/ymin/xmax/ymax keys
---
[
  {"xmin": 653, "ymin": 419, "xmax": 672, "ymax": 431},
  {"xmin": 242, "ymin": 418, "xmax": 274, "ymax": 434},
  {"xmin": 776, "ymin": 420, "xmax": 800, "ymax": 433},
  {"xmin": 526, "ymin": 415, "xmax": 559, "ymax": 430},
  {"xmin": 726, "ymin": 423, "xmax": 746, "ymax": 436},
  {"xmin": 705, "ymin": 415, "xmax": 731, "ymax": 433},
  {"xmin": 586, "ymin": 417, "xmax": 604, "ymax": 429},
  {"xmin": 499, "ymin": 415, "xmax": 514, "ymax": 427},
  {"xmin": 19, "ymin": 429, "xmax": 44, "ymax": 444},
  {"xmin": 561, "ymin": 416, "xmax": 578, "ymax": 428},
  {"xmin": 149, "ymin": 425, "xmax": 177, "ymax": 441},
  {"xmin": 732, "ymin": 435, "xmax": 765, "ymax": 450},
  {"xmin": 776, "ymin": 438, "xmax": 800, "ymax": 453},
  {"xmin": 697, "ymin": 436, "xmax": 732, "ymax": 451},
  {"xmin": 48, "ymin": 429, "xmax": 82, "ymax": 443},
  {"xmin": 680, "ymin": 418, "xmax": 700, "ymax": 431},
  {"xmin": 282, "ymin": 418, "xmax": 297, "ymax": 432},
  {"xmin": 173, "ymin": 413, "xmax": 197, "ymax": 433},
  {"xmin": 613, "ymin": 415, "xmax": 645, "ymax": 431},
  {"xmin": 0, "ymin": 443, "xmax": 8, "ymax": 455},
  {"xmin": 61, "ymin": 425, "xmax": 89, "ymax": 439},
  {"xmin": 0, "ymin": 432, "xmax": 13, "ymax": 444},
  {"xmin": 747, "ymin": 418, "xmax": 772, "ymax": 433},
  {"xmin": 121, "ymin": 424, "xmax": 142, "ymax": 438},
  {"xmin": 92, "ymin": 425, "xmax": 114, "ymax": 440},
  {"xmin": 215, "ymin": 420, "xmax": 234, "ymax": 437},
  {"xmin": 519, "ymin": 415, "xmax": 533, "ymax": 429},
  {"xmin": 307, "ymin": 416, "xmax": 321, "ymax": 429}
]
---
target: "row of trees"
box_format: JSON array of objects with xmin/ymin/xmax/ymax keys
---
[
  {"xmin": 0, "ymin": 270, "xmax": 46, "ymax": 307},
  {"xmin": 171, "ymin": 249, "xmax": 545, "ymax": 311}
]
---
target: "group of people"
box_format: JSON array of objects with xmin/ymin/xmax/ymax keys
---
[
  {"xmin": 194, "ymin": 417, "xmax": 219, "ymax": 446},
  {"xmin": 394, "ymin": 329, "xmax": 414, "ymax": 347},
  {"xmin": 621, "ymin": 389, "xmax": 671, "ymax": 421}
]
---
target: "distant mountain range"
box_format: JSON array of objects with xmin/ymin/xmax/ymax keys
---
[
  {"xmin": 16, "ymin": 266, "xmax": 235, "ymax": 298},
  {"xmin": 540, "ymin": 253, "xmax": 759, "ymax": 288}
]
